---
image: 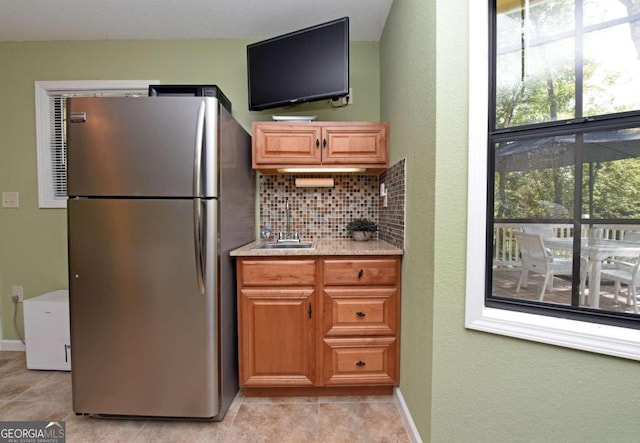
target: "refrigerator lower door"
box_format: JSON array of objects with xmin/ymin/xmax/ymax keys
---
[{"xmin": 68, "ymin": 198, "xmax": 219, "ymax": 418}]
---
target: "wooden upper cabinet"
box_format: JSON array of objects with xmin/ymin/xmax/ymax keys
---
[
  {"xmin": 252, "ymin": 123, "xmax": 322, "ymax": 166},
  {"xmin": 321, "ymin": 123, "xmax": 388, "ymax": 166},
  {"xmin": 252, "ymin": 121, "xmax": 389, "ymax": 173}
]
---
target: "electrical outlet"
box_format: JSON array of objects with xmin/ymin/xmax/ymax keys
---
[
  {"xmin": 2, "ymin": 192, "xmax": 19, "ymax": 208},
  {"xmin": 12, "ymin": 286, "xmax": 23, "ymax": 303},
  {"xmin": 342, "ymin": 87, "xmax": 353, "ymax": 105}
]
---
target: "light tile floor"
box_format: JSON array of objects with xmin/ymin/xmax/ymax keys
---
[{"xmin": 0, "ymin": 351, "xmax": 410, "ymax": 442}]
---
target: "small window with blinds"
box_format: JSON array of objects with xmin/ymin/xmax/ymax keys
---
[
  {"xmin": 50, "ymin": 96, "xmax": 67, "ymax": 199},
  {"xmin": 35, "ymin": 80, "xmax": 158, "ymax": 208}
]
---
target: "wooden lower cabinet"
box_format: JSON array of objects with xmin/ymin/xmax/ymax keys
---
[
  {"xmin": 237, "ymin": 259, "xmax": 316, "ymax": 387},
  {"xmin": 239, "ymin": 287, "xmax": 315, "ymax": 387},
  {"xmin": 236, "ymin": 256, "xmax": 400, "ymax": 395}
]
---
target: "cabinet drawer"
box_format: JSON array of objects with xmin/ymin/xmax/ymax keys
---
[
  {"xmin": 323, "ymin": 258, "xmax": 398, "ymax": 285},
  {"xmin": 323, "ymin": 337, "xmax": 397, "ymax": 385},
  {"xmin": 240, "ymin": 259, "xmax": 316, "ymax": 286},
  {"xmin": 324, "ymin": 288, "xmax": 397, "ymax": 336}
]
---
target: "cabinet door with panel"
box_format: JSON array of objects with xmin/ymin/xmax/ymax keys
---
[
  {"xmin": 321, "ymin": 123, "xmax": 388, "ymax": 166},
  {"xmin": 252, "ymin": 123, "xmax": 321, "ymax": 167},
  {"xmin": 237, "ymin": 259, "xmax": 316, "ymax": 387}
]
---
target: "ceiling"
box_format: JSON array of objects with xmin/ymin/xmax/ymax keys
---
[{"xmin": 0, "ymin": 0, "xmax": 394, "ymax": 42}]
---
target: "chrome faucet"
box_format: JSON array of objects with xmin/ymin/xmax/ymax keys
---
[
  {"xmin": 286, "ymin": 199, "xmax": 291, "ymax": 239},
  {"xmin": 278, "ymin": 198, "xmax": 300, "ymax": 243}
]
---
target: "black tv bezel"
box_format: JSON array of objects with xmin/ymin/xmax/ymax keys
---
[{"xmin": 247, "ymin": 17, "xmax": 350, "ymax": 112}]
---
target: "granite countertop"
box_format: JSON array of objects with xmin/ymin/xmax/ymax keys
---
[{"xmin": 230, "ymin": 238, "xmax": 404, "ymax": 257}]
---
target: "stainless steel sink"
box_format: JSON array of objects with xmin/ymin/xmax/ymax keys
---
[{"xmin": 253, "ymin": 241, "xmax": 315, "ymax": 250}]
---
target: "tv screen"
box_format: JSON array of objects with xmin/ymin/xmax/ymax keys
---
[{"xmin": 247, "ymin": 17, "xmax": 349, "ymax": 111}]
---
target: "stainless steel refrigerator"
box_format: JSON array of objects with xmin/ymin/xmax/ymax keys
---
[{"xmin": 66, "ymin": 95, "xmax": 255, "ymax": 419}]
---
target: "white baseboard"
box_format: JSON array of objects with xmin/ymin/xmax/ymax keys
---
[
  {"xmin": 394, "ymin": 387, "xmax": 423, "ymax": 443},
  {"xmin": 0, "ymin": 340, "xmax": 26, "ymax": 352}
]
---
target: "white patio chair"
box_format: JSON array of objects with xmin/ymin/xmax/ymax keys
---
[
  {"xmin": 522, "ymin": 224, "xmax": 556, "ymax": 239},
  {"xmin": 516, "ymin": 233, "xmax": 575, "ymax": 301},
  {"xmin": 599, "ymin": 255, "xmax": 640, "ymax": 314}
]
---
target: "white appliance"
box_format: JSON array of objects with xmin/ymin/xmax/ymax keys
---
[
  {"xmin": 24, "ymin": 290, "xmax": 71, "ymax": 371},
  {"xmin": 66, "ymin": 94, "xmax": 255, "ymax": 419}
]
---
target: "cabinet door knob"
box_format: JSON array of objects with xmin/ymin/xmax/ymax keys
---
[
  {"xmin": 356, "ymin": 311, "xmax": 366, "ymax": 318},
  {"xmin": 358, "ymin": 269, "xmax": 364, "ymax": 279},
  {"xmin": 356, "ymin": 360, "xmax": 366, "ymax": 367},
  {"xmin": 316, "ymin": 139, "xmax": 320, "ymax": 148},
  {"xmin": 323, "ymin": 138, "xmax": 327, "ymax": 148}
]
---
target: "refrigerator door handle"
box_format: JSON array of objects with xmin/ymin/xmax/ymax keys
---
[
  {"xmin": 193, "ymin": 101, "xmax": 206, "ymax": 295},
  {"xmin": 193, "ymin": 101, "xmax": 206, "ymax": 197},
  {"xmin": 193, "ymin": 198, "xmax": 206, "ymax": 295}
]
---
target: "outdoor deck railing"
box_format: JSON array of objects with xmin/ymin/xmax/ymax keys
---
[{"xmin": 491, "ymin": 223, "xmax": 621, "ymax": 268}]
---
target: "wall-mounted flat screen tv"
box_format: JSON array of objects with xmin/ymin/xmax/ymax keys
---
[{"xmin": 247, "ymin": 17, "xmax": 349, "ymax": 111}]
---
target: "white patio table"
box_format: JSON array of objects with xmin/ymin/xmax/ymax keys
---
[
  {"xmin": 583, "ymin": 240, "xmax": 640, "ymax": 308},
  {"xmin": 538, "ymin": 238, "xmax": 640, "ymax": 308}
]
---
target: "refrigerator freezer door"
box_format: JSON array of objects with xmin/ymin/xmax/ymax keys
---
[
  {"xmin": 67, "ymin": 97, "xmax": 219, "ymax": 198},
  {"xmin": 68, "ymin": 198, "xmax": 219, "ymax": 418}
]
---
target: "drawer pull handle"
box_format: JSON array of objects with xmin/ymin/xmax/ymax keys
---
[
  {"xmin": 356, "ymin": 311, "xmax": 366, "ymax": 318},
  {"xmin": 356, "ymin": 360, "xmax": 366, "ymax": 367},
  {"xmin": 358, "ymin": 269, "xmax": 364, "ymax": 279}
]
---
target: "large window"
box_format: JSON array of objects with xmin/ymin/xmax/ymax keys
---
[
  {"xmin": 489, "ymin": 0, "xmax": 640, "ymax": 328},
  {"xmin": 466, "ymin": 0, "xmax": 640, "ymax": 360},
  {"xmin": 35, "ymin": 80, "xmax": 157, "ymax": 208}
]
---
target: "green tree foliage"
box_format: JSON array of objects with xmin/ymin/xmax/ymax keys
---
[
  {"xmin": 495, "ymin": 0, "xmax": 640, "ymax": 221},
  {"xmin": 585, "ymin": 159, "xmax": 640, "ymax": 218}
]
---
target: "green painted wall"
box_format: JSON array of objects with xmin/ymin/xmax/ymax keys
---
[
  {"xmin": 381, "ymin": 1, "xmax": 640, "ymax": 442},
  {"xmin": 0, "ymin": 39, "xmax": 379, "ymax": 340},
  {"xmin": 380, "ymin": 0, "xmax": 436, "ymax": 439}
]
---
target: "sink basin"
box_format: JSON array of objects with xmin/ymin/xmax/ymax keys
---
[{"xmin": 253, "ymin": 241, "xmax": 315, "ymax": 250}]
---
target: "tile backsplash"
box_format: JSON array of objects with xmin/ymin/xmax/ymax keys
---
[
  {"xmin": 259, "ymin": 175, "xmax": 379, "ymax": 240},
  {"xmin": 379, "ymin": 158, "xmax": 406, "ymax": 249},
  {"xmin": 259, "ymin": 158, "xmax": 406, "ymax": 248}
]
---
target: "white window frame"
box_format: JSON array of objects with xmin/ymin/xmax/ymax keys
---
[
  {"xmin": 35, "ymin": 80, "xmax": 159, "ymax": 208},
  {"xmin": 464, "ymin": 1, "xmax": 640, "ymax": 361}
]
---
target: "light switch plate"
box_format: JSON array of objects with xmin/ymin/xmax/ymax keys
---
[{"xmin": 2, "ymin": 192, "xmax": 19, "ymax": 208}]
